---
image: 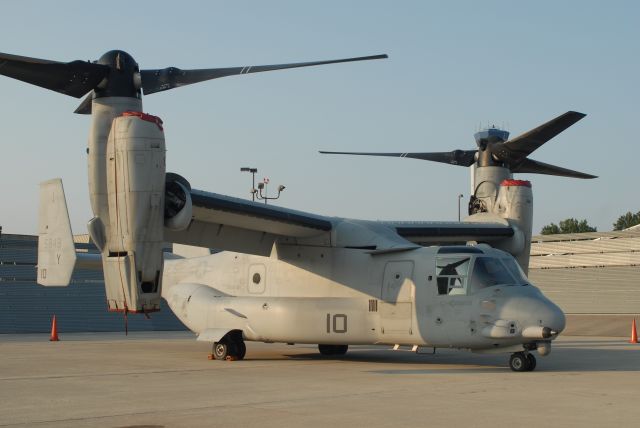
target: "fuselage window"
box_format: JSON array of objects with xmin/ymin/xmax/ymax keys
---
[{"xmin": 436, "ymin": 257, "xmax": 470, "ymax": 295}]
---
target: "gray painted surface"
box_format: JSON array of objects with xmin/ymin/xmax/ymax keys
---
[{"xmin": 0, "ymin": 234, "xmax": 186, "ymax": 333}]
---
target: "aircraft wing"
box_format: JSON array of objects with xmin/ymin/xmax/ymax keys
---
[
  {"xmin": 165, "ymin": 189, "xmax": 515, "ymax": 255},
  {"xmin": 164, "ymin": 189, "xmax": 335, "ymax": 256},
  {"xmin": 382, "ymin": 220, "xmax": 515, "ymax": 245}
]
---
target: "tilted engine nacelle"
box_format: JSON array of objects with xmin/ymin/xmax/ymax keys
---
[
  {"xmin": 164, "ymin": 173, "xmax": 193, "ymax": 231},
  {"xmin": 494, "ymin": 179, "xmax": 533, "ymax": 272},
  {"xmin": 468, "ymin": 166, "xmax": 533, "ymax": 273},
  {"xmin": 102, "ymin": 112, "xmax": 166, "ymax": 313}
]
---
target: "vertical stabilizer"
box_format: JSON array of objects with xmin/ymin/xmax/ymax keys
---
[{"xmin": 37, "ymin": 179, "xmax": 77, "ymax": 286}]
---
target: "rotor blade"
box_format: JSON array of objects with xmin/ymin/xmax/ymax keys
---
[
  {"xmin": 319, "ymin": 150, "xmax": 477, "ymax": 167},
  {"xmin": 74, "ymin": 91, "xmax": 94, "ymax": 114},
  {"xmin": 0, "ymin": 52, "xmax": 108, "ymax": 98},
  {"xmin": 491, "ymin": 111, "xmax": 586, "ymax": 164},
  {"xmin": 140, "ymin": 54, "xmax": 388, "ymax": 95},
  {"xmin": 512, "ymin": 158, "xmax": 597, "ymax": 179}
]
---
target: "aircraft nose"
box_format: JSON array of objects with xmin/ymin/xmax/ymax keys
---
[
  {"xmin": 499, "ymin": 294, "xmax": 566, "ymax": 336},
  {"xmin": 534, "ymin": 298, "xmax": 566, "ymax": 335}
]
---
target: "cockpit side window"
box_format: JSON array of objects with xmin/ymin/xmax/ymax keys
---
[
  {"xmin": 469, "ymin": 257, "xmax": 517, "ymax": 293},
  {"xmin": 436, "ymin": 257, "xmax": 470, "ymax": 296}
]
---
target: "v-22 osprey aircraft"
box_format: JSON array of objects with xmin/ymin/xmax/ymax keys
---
[{"xmin": 0, "ymin": 49, "xmax": 595, "ymax": 371}]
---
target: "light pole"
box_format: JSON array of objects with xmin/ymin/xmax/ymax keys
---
[
  {"xmin": 257, "ymin": 179, "xmax": 285, "ymax": 205},
  {"xmin": 457, "ymin": 194, "xmax": 464, "ymax": 221},
  {"xmin": 240, "ymin": 167, "xmax": 258, "ymax": 201}
]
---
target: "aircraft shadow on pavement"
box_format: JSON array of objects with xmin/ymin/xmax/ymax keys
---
[{"xmin": 281, "ymin": 345, "xmax": 640, "ymax": 374}]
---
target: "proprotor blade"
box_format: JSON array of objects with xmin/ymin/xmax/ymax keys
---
[
  {"xmin": 491, "ymin": 111, "xmax": 586, "ymax": 164},
  {"xmin": 0, "ymin": 52, "xmax": 109, "ymax": 98},
  {"xmin": 319, "ymin": 150, "xmax": 477, "ymax": 167},
  {"xmin": 511, "ymin": 158, "xmax": 597, "ymax": 179},
  {"xmin": 140, "ymin": 54, "xmax": 388, "ymax": 95},
  {"xmin": 74, "ymin": 91, "xmax": 94, "ymax": 114}
]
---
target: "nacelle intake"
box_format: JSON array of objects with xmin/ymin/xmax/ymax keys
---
[{"xmin": 164, "ymin": 173, "xmax": 193, "ymax": 231}]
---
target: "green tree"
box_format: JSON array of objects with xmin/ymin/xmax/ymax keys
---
[
  {"xmin": 613, "ymin": 211, "xmax": 640, "ymax": 231},
  {"xmin": 540, "ymin": 218, "xmax": 597, "ymax": 235},
  {"xmin": 540, "ymin": 223, "xmax": 560, "ymax": 235}
]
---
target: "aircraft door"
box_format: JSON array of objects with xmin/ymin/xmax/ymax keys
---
[
  {"xmin": 379, "ymin": 260, "xmax": 414, "ymax": 336},
  {"xmin": 430, "ymin": 255, "xmax": 474, "ymax": 345}
]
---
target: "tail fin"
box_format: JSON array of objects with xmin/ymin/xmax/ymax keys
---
[{"xmin": 37, "ymin": 179, "xmax": 77, "ymax": 286}]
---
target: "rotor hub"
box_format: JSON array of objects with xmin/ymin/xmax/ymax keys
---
[{"xmin": 94, "ymin": 50, "xmax": 141, "ymax": 99}]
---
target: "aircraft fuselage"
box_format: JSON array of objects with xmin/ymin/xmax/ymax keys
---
[{"xmin": 162, "ymin": 245, "xmax": 565, "ymax": 352}]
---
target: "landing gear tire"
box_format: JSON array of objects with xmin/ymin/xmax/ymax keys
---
[
  {"xmin": 509, "ymin": 352, "xmax": 534, "ymax": 372},
  {"xmin": 213, "ymin": 338, "xmax": 246, "ymax": 361},
  {"xmin": 318, "ymin": 344, "xmax": 349, "ymax": 356},
  {"xmin": 526, "ymin": 353, "xmax": 537, "ymax": 371},
  {"xmin": 213, "ymin": 341, "xmax": 231, "ymax": 360},
  {"xmin": 236, "ymin": 341, "xmax": 247, "ymax": 360}
]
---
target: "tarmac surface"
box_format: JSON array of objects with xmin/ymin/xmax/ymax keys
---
[{"xmin": 1, "ymin": 332, "xmax": 639, "ymax": 427}]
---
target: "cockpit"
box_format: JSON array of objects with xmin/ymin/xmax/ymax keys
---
[{"xmin": 435, "ymin": 246, "xmax": 528, "ymax": 296}]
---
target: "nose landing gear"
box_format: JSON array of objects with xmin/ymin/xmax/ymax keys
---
[{"xmin": 509, "ymin": 352, "xmax": 536, "ymax": 372}]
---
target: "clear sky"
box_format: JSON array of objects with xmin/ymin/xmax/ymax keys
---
[{"xmin": 0, "ymin": 1, "xmax": 638, "ymax": 235}]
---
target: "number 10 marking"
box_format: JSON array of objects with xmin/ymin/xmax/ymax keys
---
[{"xmin": 326, "ymin": 313, "xmax": 347, "ymax": 333}]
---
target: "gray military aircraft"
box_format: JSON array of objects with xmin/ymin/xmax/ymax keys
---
[{"xmin": 0, "ymin": 50, "xmax": 594, "ymax": 371}]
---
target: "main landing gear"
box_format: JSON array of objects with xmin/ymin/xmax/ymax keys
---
[
  {"xmin": 318, "ymin": 344, "xmax": 349, "ymax": 356},
  {"xmin": 509, "ymin": 352, "xmax": 536, "ymax": 372},
  {"xmin": 211, "ymin": 334, "xmax": 246, "ymax": 361}
]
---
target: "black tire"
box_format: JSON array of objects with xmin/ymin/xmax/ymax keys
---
[
  {"xmin": 526, "ymin": 353, "xmax": 537, "ymax": 371},
  {"xmin": 333, "ymin": 345, "xmax": 348, "ymax": 355},
  {"xmin": 236, "ymin": 341, "xmax": 247, "ymax": 360},
  {"xmin": 509, "ymin": 352, "xmax": 529, "ymax": 372},
  {"xmin": 318, "ymin": 344, "xmax": 348, "ymax": 356},
  {"xmin": 213, "ymin": 341, "xmax": 230, "ymax": 360},
  {"xmin": 318, "ymin": 344, "xmax": 334, "ymax": 355}
]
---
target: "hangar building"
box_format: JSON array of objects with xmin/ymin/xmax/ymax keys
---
[{"xmin": 529, "ymin": 227, "xmax": 640, "ymax": 336}]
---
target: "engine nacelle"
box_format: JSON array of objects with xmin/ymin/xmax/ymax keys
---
[
  {"xmin": 495, "ymin": 179, "xmax": 533, "ymax": 272},
  {"xmin": 469, "ymin": 164, "xmax": 533, "ymax": 274},
  {"xmin": 164, "ymin": 173, "xmax": 193, "ymax": 231},
  {"xmin": 103, "ymin": 112, "xmax": 166, "ymax": 312}
]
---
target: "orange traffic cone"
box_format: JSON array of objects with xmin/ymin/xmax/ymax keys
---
[
  {"xmin": 49, "ymin": 315, "xmax": 59, "ymax": 341},
  {"xmin": 630, "ymin": 319, "xmax": 638, "ymax": 344}
]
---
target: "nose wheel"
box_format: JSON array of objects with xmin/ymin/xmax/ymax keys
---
[{"xmin": 509, "ymin": 352, "xmax": 536, "ymax": 372}]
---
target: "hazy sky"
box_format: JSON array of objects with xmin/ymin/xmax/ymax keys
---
[{"xmin": 0, "ymin": 1, "xmax": 638, "ymax": 235}]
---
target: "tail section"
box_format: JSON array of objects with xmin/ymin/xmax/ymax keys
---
[
  {"xmin": 37, "ymin": 179, "xmax": 78, "ymax": 286},
  {"xmin": 37, "ymin": 179, "xmax": 101, "ymax": 286}
]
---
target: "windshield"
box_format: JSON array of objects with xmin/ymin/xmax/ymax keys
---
[
  {"xmin": 501, "ymin": 257, "xmax": 528, "ymax": 285},
  {"xmin": 468, "ymin": 256, "xmax": 519, "ymax": 293}
]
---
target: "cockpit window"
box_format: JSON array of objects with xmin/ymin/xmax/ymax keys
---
[
  {"xmin": 469, "ymin": 257, "xmax": 518, "ymax": 293},
  {"xmin": 501, "ymin": 257, "xmax": 528, "ymax": 285},
  {"xmin": 436, "ymin": 257, "xmax": 470, "ymax": 295}
]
